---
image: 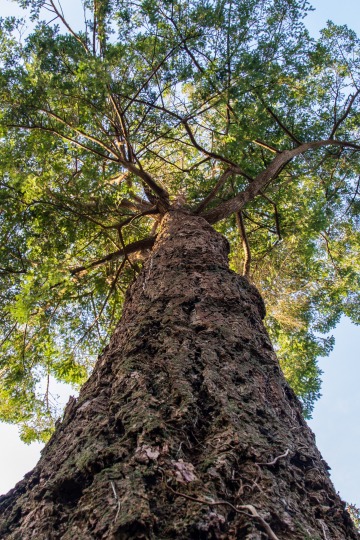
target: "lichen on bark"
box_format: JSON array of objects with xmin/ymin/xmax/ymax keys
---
[{"xmin": 0, "ymin": 210, "xmax": 358, "ymax": 539}]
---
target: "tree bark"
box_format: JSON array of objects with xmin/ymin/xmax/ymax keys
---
[{"xmin": 0, "ymin": 210, "xmax": 357, "ymax": 540}]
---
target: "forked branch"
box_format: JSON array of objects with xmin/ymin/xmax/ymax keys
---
[{"xmin": 202, "ymin": 138, "xmax": 360, "ymax": 224}]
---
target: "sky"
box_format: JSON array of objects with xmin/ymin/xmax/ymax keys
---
[
  {"xmin": 308, "ymin": 317, "xmax": 360, "ymax": 506},
  {"xmin": 0, "ymin": 0, "xmax": 359, "ymax": 508}
]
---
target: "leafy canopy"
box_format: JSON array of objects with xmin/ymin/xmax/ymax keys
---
[{"xmin": 1, "ymin": 0, "xmax": 360, "ymax": 441}]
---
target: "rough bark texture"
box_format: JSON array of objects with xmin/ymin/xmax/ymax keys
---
[{"xmin": 0, "ymin": 210, "xmax": 358, "ymax": 539}]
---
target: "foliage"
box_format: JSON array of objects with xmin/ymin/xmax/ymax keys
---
[
  {"xmin": 0, "ymin": 0, "xmax": 360, "ymax": 440},
  {"xmin": 347, "ymin": 503, "xmax": 360, "ymax": 532}
]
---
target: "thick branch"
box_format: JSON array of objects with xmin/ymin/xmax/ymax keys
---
[
  {"xmin": 9, "ymin": 119, "xmax": 169, "ymax": 206},
  {"xmin": 51, "ymin": 99, "xmax": 170, "ymax": 203},
  {"xmin": 202, "ymin": 139, "xmax": 360, "ymax": 224},
  {"xmin": 117, "ymin": 93, "xmax": 242, "ymax": 175},
  {"xmin": 121, "ymin": 162, "xmax": 170, "ymax": 207}
]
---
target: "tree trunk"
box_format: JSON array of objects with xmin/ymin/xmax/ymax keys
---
[{"xmin": 0, "ymin": 210, "xmax": 357, "ymax": 540}]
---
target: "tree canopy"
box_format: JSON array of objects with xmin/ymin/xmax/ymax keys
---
[{"xmin": 0, "ymin": 0, "xmax": 360, "ymax": 441}]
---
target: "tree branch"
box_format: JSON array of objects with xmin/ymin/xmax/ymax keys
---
[
  {"xmin": 202, "ymin": 138, "xmax": 360, "ymax": 224},
  {"xmin": 123, "ymin": 42, "xmax": 187, "ymax": 114},
  {"xmin": 9, "ymin": 117, "xmax": 169, "ymax": 206},
  {"xmin": 319, "ymin": 232, "xmax": 340, "ymax": 275},
  {"xmin": 46, "ymin": 0, "xmax": 89, "ymax": 52},
  {"xmin": 235, "ymin": 211, "xmax": 251, "ymax": 277},
  {"xmin": 8, "ymin": 123, "xmax": 119, "ymax": 162},
  {"xmin": 330, "ymin": 89, "xmax": 360, "ymax": 139},
  {"xmin": 253, "ymin": 139, "xmax": 280, "ymax": 154},
  {"xmin": 118, "ymin": 161, "xmax": 170, "ymax": 207},
  {"xmin": 39, "ymin": 108, "xmax": 119, "ymax": 158},
  {"xmin": 114, "ymin": 208, "xmax": 159, "ymax": 229},
  {"xmin": 70, "ymin": 236, "xmax": 156, "ymax": 275},
  {"xmin": 182, "ymin": 120, "xmax": 251, "ymax": 177},
  {"xmin": 194, "ymin": 168, "xmax": 234, "ymax": 214},
  {"xmin": 259, "ymin": 191, "xmax": 282, "ymax": 241},
  {"xmin": 76, "ymin": 258, "xmax": 127, "ymax": 346},
  {"xmin": 257, "ymin": 97, "xmax": 302, "ymax": 145}
]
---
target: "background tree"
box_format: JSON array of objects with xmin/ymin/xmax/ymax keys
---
[{"xmin": 0, "ymin": 0, "xmax": 359, "ymax": 445}]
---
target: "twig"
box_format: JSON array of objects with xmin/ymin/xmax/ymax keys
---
[
  {"xmin": 123, "ymin": 42, "xmax": 187, "ymax": 114},
  {"xmin": 257, "ymin": 448, "xmax": 290, "ymax": 466},
  {"xmin": 39, "ymin": 108, "xmax": 119, "ymax": 159},
  {"xmin": 341, "ymin": 174, "xmax": 360, "ymax": 217},
  {"xmin": 257, "ymin": 97, "xmax": 302, "ymax": 145},
  {"xmin": 8, "ymin": 123, "xmax": 119, "ymax": 162},
  {"xmin": 117, "ymin": 228, "xmax": 137, "ymax": 272},
  {"xmin": 319, "ymin": 232, "xmax": 340, "ymax": 275},
  {"xmin": 47, "ymin": 0, "xmax": 89, "ymax": 52},
  {"xmin": 182, "ymin": 120, "xmax": 251, "ymax": 176},
  {"xmin": 0, "ymin": 323, "xmax": 18, "ymax": 348},
  {"xmin": 75, "ymin": 258, "xmax": 126, "ymax": 347},
  {"xmin": 110, "ymin": 481, "xmax": 121, "ymax": 522}
]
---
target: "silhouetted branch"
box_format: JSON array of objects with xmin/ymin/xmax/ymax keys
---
[
  {"xmin": 70, "ymin": 236, "xmax": 156, "ymax": 275},
  {"xmin": 182, "ymin": 120, "xmax": 251, "ymax": 176},
  {"xmin": 195, "ymin": 168, "xmax": 234, "ymax": 214},
  {"xmin": 330, "ymin": 89, "xmax": 360, "ymax": 139},
  {"xmin": 235, "ymin": 211, "xmax": 251, "ymax": 277},
  {"xmin": 259, "ymin": 191, "xmax": 282, "ymax": 241},
  {"xmin": 45, "ymin": 0, "xmax": 89, "ymax": 52}
]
